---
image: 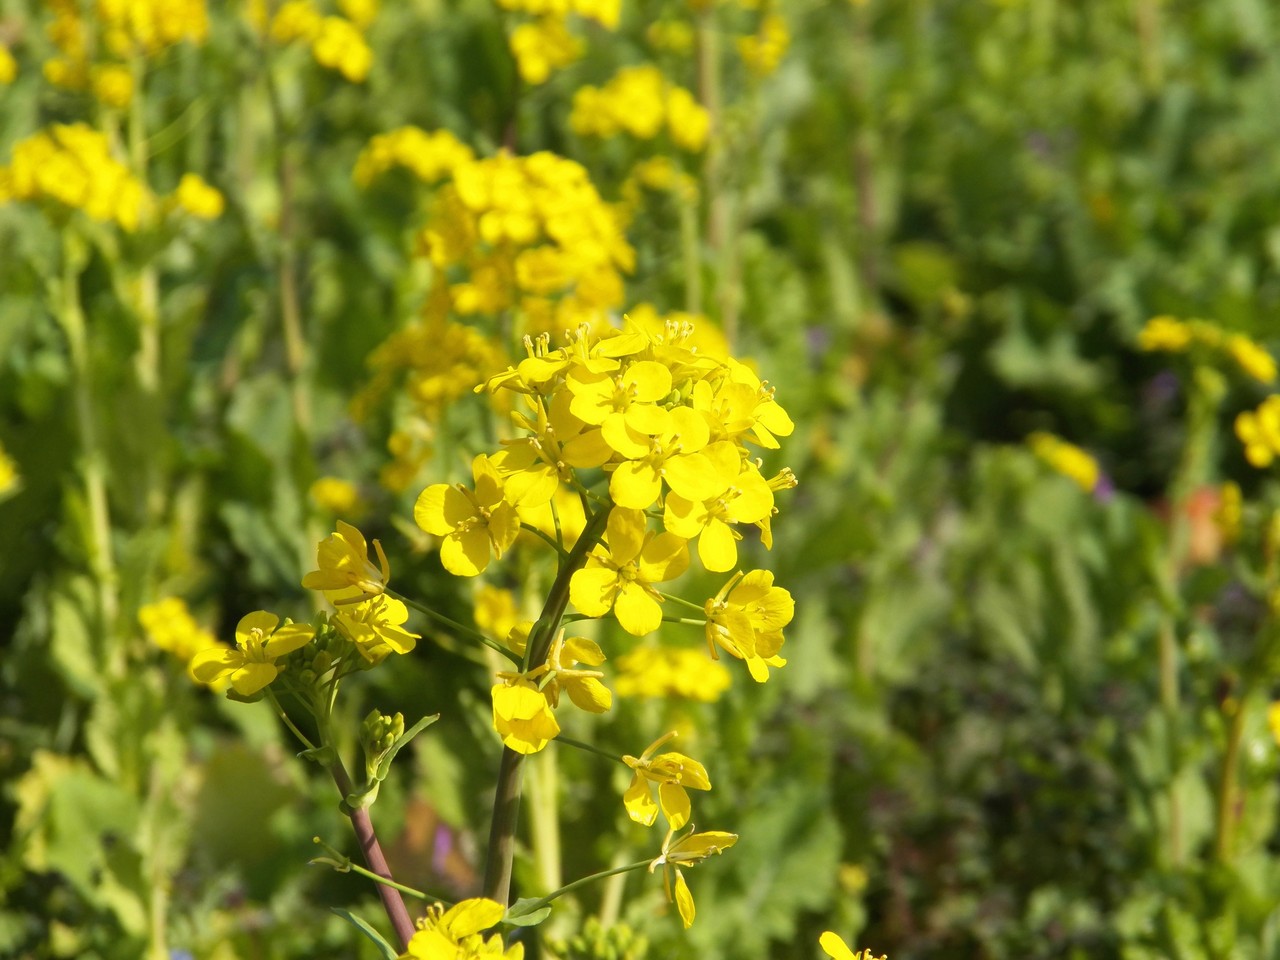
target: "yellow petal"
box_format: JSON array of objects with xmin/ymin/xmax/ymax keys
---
[
  {"xmin": 698, "ymin": 519, "xmax": 738, "ymax": 573},
  {"xmin": 570, "ymin": 566, "xmax": 617, "ymax": 617},
  {"xmin": 623, "ymin": 773, "xmax": 659, "ymax": 825},
  {"xmin": 235, "ymin": 610, "xmax": 279, "ymax": 645},
  {"xmin": 614, "ymin": 581, "xmax": 662, "ymax": 636},
  {"xmin": 819, "ymin": 931, "xmax": 858, "ymax": 960},
  {"xmin": 658, "ymin": 781, "xmax": 690, "ymax": 829},
  {"xmin": 441, "ymin": 527, "xmax": 491, "ymax": 576},
  {"xmin": 230, "ymin": 661, "xmax": 278, "ymax": 696},
  {"xmin": 673, "ymin": 870, "xmax": 695, "ymax": 928}
]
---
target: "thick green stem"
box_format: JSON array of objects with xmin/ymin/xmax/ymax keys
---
[
  {"xmin": 483, "ymin": 505, "xmax": 612, "ymax": 904},
  {"xmin": 1213, "ymin": 691, "xmax": 1247, "ymax": 865}
]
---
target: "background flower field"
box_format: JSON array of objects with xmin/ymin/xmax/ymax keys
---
[{"xmin": 5, "ymin": 2, "xmax": 1280, "ymax": 959}]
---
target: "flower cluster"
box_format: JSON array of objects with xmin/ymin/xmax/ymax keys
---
[
  {"xmin": 252, "ymin": 0, "xmax": 376, "ymax": 82},
  {"xmin": 1027, "ymin": 430, "xmax": 1101, "ymax": 494},
  {"xmin": 356, "ymin": 134, "xmax": 634, "ymax": 337},
  {"xmin": 43, "ymin": 0, "xmax": 209, "ymax": 104},
  {"xmin": 0, "ymin": 124, "xmax": 150, "ymax": 230},
  {"xmin": 399, "ymin": 898, "xmax": 521, "ymax": 960},
  {"xmin": 570, "ymin": 66, "xmax": 710, "ymax": 152},
  {"xmin": 1138, "ymin": 315, "xmax": 1277, "ymax": 384},
  {"xmin": 613, "ymin": 645, "xmax": 732, "ymax": 701},
  {"xmin": 0, "ymin": 46, "xmax": 15, "ymax": 85},
  {"xmin": 494, "ymin": 0, "xmax": 620, "ymax": 85},
  {"xmin": 738, "ymin": 12, "xmax": 790, "ymax": 78},
  {"xmin": 1236, "ymin": 396, "xmax": 1280, "ymax": 467}
]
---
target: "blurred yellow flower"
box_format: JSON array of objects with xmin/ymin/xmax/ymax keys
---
[
  {"xmin": 1235, "ymin": 396, "xmax": 1280, "ymax": 468},
  {"xmin": 0, "ymin": 124, "xmax": 150, "ymax": 230},
  {"xmin": 89, "ymin": 63, "xmax": 133, "ymax": 107},
  {"xmin": 173, "ymin": 172, "xmax": 225, "ymax": 219},
  {"xmin": 738, "ymin": 13, "xmax": 789, "ymax": 77},
  {"xmin": 139, "ymin": 597, "xmax": 227, "ymax": 688},
  {"xmin": 309, "ymin": 476, "xmax": 364, "ymax": 516},
  {"xmin": 312, "ymin": 15, "xmax": 372, "ymax": 82},
  {"xmin": 571, "ymin": 66, "xmax": 710, "ymax": 152},
  {"xmin": 1027, "ymin": 431, "xmax": 1100, "ymax": 493},
  {"xmin": 510, "ymin": 17, "xmax": 584, "ymax": 85},
  {"xmin": 0, "ymin": 46, "xmax": 17, "ymax": 85},
  {"xmin": 614, "ymin": 645, "xmax": 731, "ymax": 701},
  {"xmin": 1225, "ymin": 333, "xmax": 1277, "ymax": 384},
  {"xmin": 0, "ymin": 442, "xmax": 19, "ymax": 499}
]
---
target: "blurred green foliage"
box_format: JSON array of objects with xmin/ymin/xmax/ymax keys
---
[{"xmin": 5, "ymin": 1, "xmax": 1280, "ymax": 959}]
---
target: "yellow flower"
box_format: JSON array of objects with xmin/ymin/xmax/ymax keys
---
[
  {"xmin": 1027, "ymin": 431, "xmax": 1100, "ymax": 492},
  {"xmin": 415, "ymin": 454, "xmax": 522, "ymax": 576},
  {"xmin": 704, "ymin": 569, "xmax": 793, "ymax": 682},
  {"xmin": 1216, "ymin": 481, "xmax": 1242, "ymax": 545},
  {"xmin": 139, "ymin": 597, "xmax": 226, "ymax": 687},
  {"xmin": 614, "ymin": 645, "xmax": 731, "ymax": 701},
  {"xmin": 510, "ymin": 17, "xmax": 584, "ymax": 86},
  {"xmin": 622, "ymin": 731, "xmax": 711, "ymax": 829},
  {"xmin": 338, "ymin": 0, "xmax": 379, "ymax": 29},
  {"xmin": 90, "ymin": 64, "xmax": 134, "ymax": 107},
  {"xmin": 332, "ymin": 593, "xmax": 419, "ymax": 663},
  {"xmin": 569, "ymin": 508, "xmax": 689, "ymax": 636},
  {"xmin": 605, "ymin": 408, "xmax": 733, "ymax": 510},
  {"xmin": 663, "ymin": 459, "xmax": 775, "ymax": 572},
  {"xmin": 189, "ymin": 611, "xmax": 314, "ymax": 696},
  {"xmin": 541, "ymin": 632, "xmax": 613, "ymax": 713},
  {"xmin": 491, "ymin": 678, "xmax": 560, "ymax": 754},
  {"xmin": 570, "ymin": 66, "xmax": 709, "ymax": 152},
  {"xmin": 271, "ymin": 0, "xmax": 322, "ymax": 42},
  {"xmin": 401, "ymin": 898, "xmax": 521, "ymax": 960},
  {"xmin": 1225, "ymin": 333, "xmax": 1277, "ymax": 384},
  {"xmin": 310, "ymin": 476, "xmax": 364, "ymax": 516},
  {"xmin": 0, "ymin": 46, "xmax": 16, "ymax": 85},
  {"xmin": 302, "ymin": 520, "xmax": 390, "ymax": 600},
  {"xmin": 1269, "ymin": 702, "xmax": 1280, "ymax": 748},
  {"xmin": 648, "ymin": 825, "xmax": 737, "ymax": 928},
  {"xmin": 0, "ymin": 441, "xmax": 20, "ymax": 499},
  {"xmin": 172, "ymin": 172, "xmax": 225, "ymax": 219},
  {"xmin": 738, "ymin": 13, "xmax": 789, "ymax": 78},
  {"xmin": 819, "ymin": 931, "xmax": 887, "ymax": 960},
  {"xmin": 1235, "ymin": 397, "xmax": 1280, "ymax": 468},
  {"xmin": 311, "ymin": 16, "xmax": 372, "ymax": 82},
  {"xmin": 0, "ymin": 124, "xmax": 150, "ymax": 230}
]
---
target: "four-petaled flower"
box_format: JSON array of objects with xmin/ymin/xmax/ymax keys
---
[
  {"xmin": 622, "ymin": 731, "xmax": 710, "ymax": 829},
  {"xmin": 415, "ymin": 454, "xmax": 521, "ymax": 576},
  {"xmin": 704, "ymin": 569, "xmax": 794, "ymax": 682},
  {"xmin": 570, "ymin": 508, "xmax": 689, "ymax": 636},
  {"xmin": 301, "ymin": 520, "xmax": 390, "ymax": 600},
  {"xmin": 190, "ymin": 611, "xmax": 314, "ymax": 696},
  {"xmin": 401, "ymin": 897, "xmax": 521, "ymax": 960},
  {"xmin": 491, "ymin": 677, "xmax": 560, "ymax": 754},
  {"xmin": 648, "ymin": 825, "xmax": 738, "ymax": 928},
  {"xmin": 331, "ymin": 592, "xmax": 420, "ymax": 663}
]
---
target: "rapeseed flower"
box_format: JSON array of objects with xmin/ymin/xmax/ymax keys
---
[
  {"xmin": 189, "ymin": 611, "xmax": 314, "ymax": 695},
  {"xmin": 648, "ymin": 826, "xmax": 737, "ymax": 928},
  {"xmin": 491, "ymin": 678, "xmax": 560, "ymax": 754},
  {"xmin": 400, "ymin": 898, "xmax": 520, "ymax": 960},
  {"xmin": 1236, "ymin": 396, "xmax": 1280, "ymax": 467},
  {"xmin": 569, "ymin": 508, "xmax": 689, "ymax": 636},
  {"xmin": 622, "ymin": 731, "xmax": 710, "ymax": 829},
  {"xmin": 570, "ymin": 66, "xmax": 710, "ymax": 152},
  {"xmin": 302, "ymin": 520, "xmax": 390, "ymax": 599},
  {"xmin": 332, "ymin": 593, "xmax": 420, "ymax": 663},
  {"xmin": 415, "ymin": 455, "xmax": 522, "ymax": 576},
  {"xmin": 1027, "ymin": 431, "xmax": 1100, "ymax": 492},
  {"xmin": 614, "ymin": 645, "xmax": 731, "ymax": 701},
  {"xmin": 704, "ymin": 569, "xmax": 793, "ymax": 681},
  {"xmin": 819, "ymin": 931, "xmax": 887, "ymax": 960}
]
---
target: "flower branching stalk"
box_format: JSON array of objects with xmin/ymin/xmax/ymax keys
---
[{"xmin": 483, "ymin": 503, "xmax": 612, "ymax": 904}]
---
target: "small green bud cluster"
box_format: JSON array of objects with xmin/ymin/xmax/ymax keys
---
[{"xmin": 550, "ymin": 917, "xmax": 648, "ymax": 960}]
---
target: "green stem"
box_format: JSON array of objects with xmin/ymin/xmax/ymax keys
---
[
  {"xmin": 659, "ymin": 591, "xmax": 708, "ymax": 615},
  {"xmin": 555, "ymin": 736, "xmax": 624, "ymax": 764},
  {"xmin": 661, "ymin": 616, "xmax": 710, "ymax": 627},
  {"xmin": 57, "ymin": 229, "xmax": 120, "ymax": 643},
  {"xmin": 520, "ymin": 523, "xmax": 566, "ymax": 556},
  {"xmin": 388, "ymin": 588, "xmax": 522, "ymax": 665},
  {"xmin": 517, "ymin": 860, "xmax": 652, "ymax": 915},
  {"xmin": 483, "ymin": 505, "xmax": 613, "ymax": 904},
  {"xmin": 1213, "ymin": 690, "xmax": 1247, "ymax": 865},
  {"xmin": 312, "ymin": 836, "xmax": 448, "ymax": 903}
]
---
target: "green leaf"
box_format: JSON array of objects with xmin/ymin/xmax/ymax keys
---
[
  {"xmin": 329, "ymin": 907, "xmax": 399, "ymax": 959},
  {"xmin": 504, "ymin": 898, "xmax": 552, "ymax": 927}
]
